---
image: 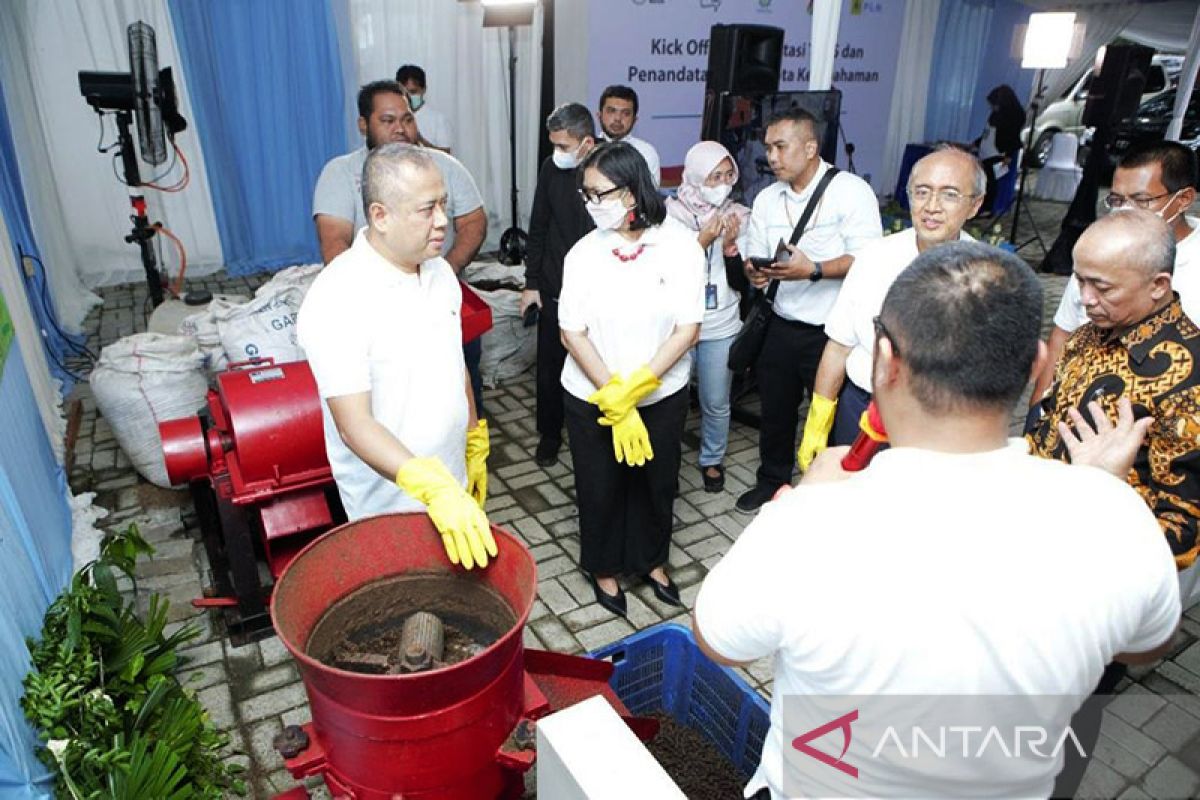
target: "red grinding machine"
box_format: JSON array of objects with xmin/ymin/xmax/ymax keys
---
[
  {"xmin": 157, "ymin": 288, "xmax": 495, "ymax": 643},
  {"xmin": 159, "ymin": 359, "xmax": 344, "ymax": 643},
  {"xmin": 269, "ymin": 514, "xmax": 655, "ymax": 800}
]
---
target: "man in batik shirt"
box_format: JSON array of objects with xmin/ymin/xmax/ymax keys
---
[{"xmin": 1028, "ymin": 210, "xmax": 1200, "ymax": 571}]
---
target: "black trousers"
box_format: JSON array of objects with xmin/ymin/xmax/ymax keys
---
[
  {"xmin": 464, "ymin": 337, "xmax": 485, "ymax": 419},
  {"xmin": 535, "ymin": 299, "xmax": 568, "ymax": 444},
  {"xmin": 755, "ymin": 315, "xmax": 827, "ymax": 488},
  {"xmin": 831, "ymin": 381, "xmax": 872, "ymax": 447},
  {"xmin": 1051, "ymin": 662, "xmax": 1127, "ymax": 799},
  {"xmin": 564, "ymin": 387, "xmax": 688, "ymax": 577}
]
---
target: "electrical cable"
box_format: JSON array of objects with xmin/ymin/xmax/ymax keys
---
[
  {"xmin": 18, "ymin": 249, "xmax": 98, "ymax": 363},
  {"xmin": 143, "ymin": 139, "xmax": 189, "ymax": 192},
  {"xmin": 150, "ymin": 223, "xmax": 188, "ymax": 296}
]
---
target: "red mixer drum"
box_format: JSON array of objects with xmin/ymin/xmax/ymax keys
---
[{"xmin": 270, "ymin": 513, "xmax": 536, "ymax": 799}]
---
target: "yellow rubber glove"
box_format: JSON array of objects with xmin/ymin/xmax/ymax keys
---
[
  {"xmin": 600, "ymin": 408, "xmax": 655, "ymax": 466},
  {"xmin": 797, "ymin": 393, "xmax": 838, "ymax": 472},
  {"xmin": 396, "ymin": 457, "xmax": 498, "ymax": 570},
  {"xmin": 587, "ymin": 366, "xmax": 662, "ymax": 424},
  {"xmin": 465, "ymin": 419, "xmax": 489, "ymax": 508}
]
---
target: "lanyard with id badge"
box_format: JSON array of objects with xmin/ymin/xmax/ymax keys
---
[{"xmin": 695, "ymin": 213, "xmax": 720, "ymax": 311}]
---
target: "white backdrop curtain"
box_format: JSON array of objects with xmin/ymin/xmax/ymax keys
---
[
  {"xmin": 1165, "ymin": 4, "xmax": 1200, "ymax": 142},
  {"xmin": 809, "ymin": 0, "xmax": 843, "ymax": 92},
  {"xmin": 347, "ymin": 0, "xmax": 543, "ymax": 248},
  {"xmin": 0, "ymin": 0, "xmax": 224, "ymax": 300},
  {"xmin": 879, "ymin": 0, "xmax": 942, "ymax": 197},
  {"xmin": 1035, "ymin": 4, "xmax": 1139, "ymax": 108},
  {"xmin": 0, "ymin": 215, "xmax": 65, "ymax": 453}
]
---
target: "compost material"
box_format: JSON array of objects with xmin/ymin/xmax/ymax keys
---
[
  {"xmin": 645, "ymin": 711, "xmax": 747, "ymax": 799},
  {"xmin": 305, "ymin": 573, "xmax": 516, "ymax": 674}
]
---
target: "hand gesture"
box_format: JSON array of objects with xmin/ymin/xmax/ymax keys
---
[{"xmin": 1058, "ymin": 397, "xmax": 1152, "ymax": 479}]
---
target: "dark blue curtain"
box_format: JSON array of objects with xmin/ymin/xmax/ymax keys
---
[
  {"xmin": 0, "ymin": 76, "xmax": 81, "ymax": 388},
  {"xmin": 168, "ymin": 0, "xmax": 348, "ymax": 274}
]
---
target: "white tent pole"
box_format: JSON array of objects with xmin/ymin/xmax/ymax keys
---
[
  {"xmin": 809, "ymin": 0, "xmax": 842, "ymax": 91},
  {"xmin": 1166, "ymin": 3, "xmax": 1200, "ymax": 141}
]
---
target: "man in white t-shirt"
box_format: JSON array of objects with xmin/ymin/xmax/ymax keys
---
[
  {"xmin": 597, "ymin": 85, "xmax": 661, "ymax": 186},
  {"xmin": 1032, "ymin": 141, "xmax": 1199, "ymax": 404},
  {"xmin": 298, "ymin": 144, "xmax": 496, "ymax": 571},
  {"xmin": 735, "ymin": 107, "xmax": 882, "ymax": 513},
  {"xmin": 396, "ymin": 64, "xmax": 455, "ymax": 153},
  {"xmin": 695, "ymin": 241, "xmax": 1180, "ymax": 800},
  {"xmin": 796, "ymin": 146, "xmax": 984, "ymax": 470}
]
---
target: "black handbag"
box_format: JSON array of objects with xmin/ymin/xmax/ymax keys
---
[{"xmin": 727, "ymin": 168, "xmax": 840, "ymax": 373}]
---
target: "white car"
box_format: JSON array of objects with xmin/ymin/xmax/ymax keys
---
[{"xmin": 1023, "ymin": 54, "xmax": 1181, "ymax": 167}]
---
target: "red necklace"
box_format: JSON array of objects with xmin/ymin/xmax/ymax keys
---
[{"xmin": 612, "ymin": 244, "xmax": 646, "ymax": 262}]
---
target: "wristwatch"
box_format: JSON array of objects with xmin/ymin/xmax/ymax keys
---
[{"xmin": 809, "ymin": 261, "xmax": 824, "ymax": 282}]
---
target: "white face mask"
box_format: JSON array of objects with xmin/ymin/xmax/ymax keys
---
[
  {"xmin": 409, "ymin": 93, "xmax": 426, "ymax": 112},
  {"xmin": 586, "ymin": 197, "xmax": 629, "ymax": 230},
  {"xmin": 552, "ymin": 144, "xmax": 582, "ymax": 170},
  {"xmin": 699, "ymin": 183, "xmax": 732, "ymax": 207},
  {"xmin": 1156, "ymin": 191, "xmax": 1183, "ymax": 224}
]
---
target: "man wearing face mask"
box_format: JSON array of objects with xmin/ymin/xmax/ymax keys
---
[
  {"xmin": 1032, "ymin": 141, "xmax": 1199, "ymax": 404},
  {"xmin": 396, "ymin": 64, "xmax": 454, "ymax": 153},
  {"xmin": 522, "ymin": 103, "xmax": 597, "ymax": 466}
]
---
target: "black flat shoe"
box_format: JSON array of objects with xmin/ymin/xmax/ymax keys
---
[
  {"xmin": 589, "ymin": 574, "xmax": 627, "ymax": 616},
  {"xmin": 701, "ymin": 464, "xmax": 725, "ymax": 493},
  {"xmin": 535, "ymin": 437, "xmax": 560, "ymax": 467},
  {"xmin": 643, "ymin": 573, "xmax": 682, "ymax": 607},
  {"xmin": 735, "ymin": 483, "xmax": 780, "ymax": 514}
]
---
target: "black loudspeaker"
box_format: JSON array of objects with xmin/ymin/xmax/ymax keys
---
[
  {"xmin": 706, "ymin": 24, "xmax": 784, "ymax": 94},
  {"xmin": 1081, "ymin": 44, "xmax": 1154, "ymax": 128}
]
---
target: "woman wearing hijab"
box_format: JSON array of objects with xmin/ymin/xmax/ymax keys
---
[
  {"xmin": 558, "ymin": 141, "xmax": 706, "ymax": 616},
  {"xmin": 979, "ymin": 84, "xmax": 1026, "ymax": 215},
  {"xmin": 665, "ymin": 141, "xmax": 750, "ymax": 493}
]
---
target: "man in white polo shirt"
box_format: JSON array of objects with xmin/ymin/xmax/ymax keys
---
[
  {"xmin": 298, "ymin": 144, "xmax": 496, "ymax": 570},
  {"xmin": 597, "ymin": 85, "xmax": 662, "ymax": 186},
  {"xmin": 695, "ymin": 242, "xmax": 1179, "ymax": 800},
  {"xmin": 1032, "ymin": 141, "xmax": 1199, "ymax": 404},
  {"xmin": 735, "ymin": 107, "xmax": 882, "ymax": 513},
  {"xmin": 796, "ymin": 145, "xmax": 984, "ymax": 469}
]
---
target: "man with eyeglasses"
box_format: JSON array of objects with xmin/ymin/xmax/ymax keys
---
[
  {"xmin": 1031, "ymin": 141, "xmax": 1199, "ymax": 404},
  {"xmin": 735, "ymin": 107, "xmax": 882, "ymax": 514},
  {"xmin": 1025, "ymin": 209, "xmax": 1196, "ymax": 798},
  {"xmin": 796, "ymin": 146, "xmax": 984, "ymax": 470}
]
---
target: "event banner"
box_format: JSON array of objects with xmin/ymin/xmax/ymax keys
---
[{"xmin": 587, "ymin": 0, "xmax": 907, "ymax": 193}]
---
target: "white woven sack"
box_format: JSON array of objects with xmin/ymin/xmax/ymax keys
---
[
  {"xmin": 179, "ymin": 296, "xmax": 245, "ymax": 374},
  {"xmin": 254, "ymin": 263, "xmax": 323, "ymax": 299},
  {"xmin": 474, "ymin": 287, "xmax": 535, "ymax": 387},
  {"xmin": 89, "ymin": 333, "xmax": 208, "ymax": 487},
  {"xmin": 215, "ymin": 284, "xmax": 306, "ymax": 366}
]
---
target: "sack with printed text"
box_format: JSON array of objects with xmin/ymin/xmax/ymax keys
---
[{"xmin": 214, "ymin": 284, "xmax": 306, "ymax": 365}]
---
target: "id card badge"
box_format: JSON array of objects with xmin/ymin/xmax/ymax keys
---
[{"xmin": 705, "ymin": 283, "xmax": 718, "ymax": 310}]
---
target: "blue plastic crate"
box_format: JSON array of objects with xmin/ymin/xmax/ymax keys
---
[{"xmin": 590, "ymin": 623, "xmax": 771, "ymax": 779}]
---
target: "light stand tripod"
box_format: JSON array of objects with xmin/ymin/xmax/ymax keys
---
[
  {"xmin": 1008, "ymin": 69, "xmax": 1048, "ymax": 256},
  {"xmin": 113, "ymin": 109, "xmax": 165, "ymax": 306}
]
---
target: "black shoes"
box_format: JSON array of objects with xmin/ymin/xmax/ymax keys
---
[
  {"xmin": 701, "ymin": 464, "xmax": 725, "ymax": 493},
  {"xmin": 735, "ymin": 483, "xmax": 781, "ymax": 514},
  {"xmin": 643, "ymin": 573, "xmax": 682, "ymax": 607},
  {"xmin": 535, "ymin": 437, "xmax": 560, "ymax": 467},
  {"xmin": 590, "ymin": 574, "xmax": 627, "ymax": 616}
]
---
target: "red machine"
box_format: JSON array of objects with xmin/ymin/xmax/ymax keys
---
[
  {"xmin": 270, "ymin": 514, "xmax": 653, "ymax": 799},
  {"xmin": 159, "ymin": 360, "xmax": 343, "ymax": 643}
]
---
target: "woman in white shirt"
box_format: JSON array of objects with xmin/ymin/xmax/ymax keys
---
[
  {"xmin": 559, "ymin": 142, "xmax": 706, "ymax": 616},
  {"xmin": 665, "ymin": 141, "xmax": 749, "ymax": 493}
]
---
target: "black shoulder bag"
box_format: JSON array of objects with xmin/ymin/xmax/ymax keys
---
[{"xmin": 727, "ymin": 167, "xmax": 840, "ymax": 373}]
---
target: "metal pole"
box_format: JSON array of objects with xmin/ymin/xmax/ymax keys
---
[
  {"xmin": 1010, "ymin": 68, "xmax": 1044, "ymax": 246},
  {"xmin": 508, "ymin": 25, "xmax": 519, "ymax": 229}
]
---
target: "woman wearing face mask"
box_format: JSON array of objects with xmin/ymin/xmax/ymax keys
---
[
  {"xmin": 558, "ymin": 141, "xmax": 706, "ymax": 616},
  {"xmin": 664, "ymin": 141, "xmax": 750, "ymax": 493}
]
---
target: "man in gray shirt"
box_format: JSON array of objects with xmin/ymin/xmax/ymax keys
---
[{"xmin": 313, "ymin": 80, "xmax": 488, "ymax": 410}]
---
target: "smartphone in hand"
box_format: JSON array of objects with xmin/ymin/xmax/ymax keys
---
[{"xmin": 748, "ymin": 256, "xmax": 774, "ymax": 272}]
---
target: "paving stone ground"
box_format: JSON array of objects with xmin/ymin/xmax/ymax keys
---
[{"xmin": 62, "ymin": 198, "xmax": 1200, "ymax": 798}]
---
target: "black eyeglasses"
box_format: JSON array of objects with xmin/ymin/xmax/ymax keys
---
[
  {"xmin": 579, "ymin": 185, "xmax": 625, "ymax": 204},
  {"xmin": 1103, "ymin": 191, "xmax": 1173, "ymax": 210},
  {"xmin": 873, "ymin": 315, "xmax": 899, "ymax": 358}
]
